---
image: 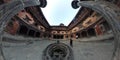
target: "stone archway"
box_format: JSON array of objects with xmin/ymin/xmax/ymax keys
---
[
  {"xmin": 0, "ymin": 0, "xmax": 40, "ymax": 35},
  {"xmin": 72, "ymin": 1, "xmax": 120, "ymax": 60},
  {"xmin": 0, "ymin": 0, "xmax": 46, "ymax": 60}
]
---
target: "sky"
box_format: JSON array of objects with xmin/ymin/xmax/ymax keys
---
[{"xmin": 41, "ymin": 0, "xmax": 80, "ymax": 26}]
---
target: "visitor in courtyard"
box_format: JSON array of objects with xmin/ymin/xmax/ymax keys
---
[{"xmin": 70, "ymin": 38, "xmax": 73, "ymax": 47}]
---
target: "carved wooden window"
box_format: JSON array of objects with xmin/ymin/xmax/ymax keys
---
[
  {"xmin": 23, "ymin": 15, "xmax": 31, "ymax": 22},
  {"xmin": 86, "ymin": 20, "xmax": 92, "ymax": 24}
]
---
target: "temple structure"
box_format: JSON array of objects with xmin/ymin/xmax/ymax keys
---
[
  {"xmin": 0, "ymin": 0, "xmax": 120, "ymax": 60},
  {"xmin": 2, "ymin": 0, "xmax": 119, "ymax": 39}
]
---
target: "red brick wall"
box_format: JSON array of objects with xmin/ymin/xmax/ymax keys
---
[{"xmin": 6, "ymin": 19, "xmax": 19, "ymax": 35}]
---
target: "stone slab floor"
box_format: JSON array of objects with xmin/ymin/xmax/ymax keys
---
[{"xmin": 2, "ymin": 39, "xmax": 114, "ymax": 60}]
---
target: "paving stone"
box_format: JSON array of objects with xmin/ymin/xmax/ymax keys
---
[{"xmin": 2, "ymin": 40, "xmax": 114, "ymax": 60}]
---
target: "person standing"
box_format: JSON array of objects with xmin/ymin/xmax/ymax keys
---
[{"xmin": 70, "ymin": 38, "xmax": 73, "ymax": 47}]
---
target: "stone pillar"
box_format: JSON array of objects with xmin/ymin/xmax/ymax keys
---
[
  {"xmin": 51, "ymin": 34, "xmax": 53, "ymax": 39},
  {"xmin": 63, "ymin": 35, "xmax": 66, "ymax": 39},
  {"xmin": 93, "ymin": 27, "xmax": 97, "ymax": 36}
]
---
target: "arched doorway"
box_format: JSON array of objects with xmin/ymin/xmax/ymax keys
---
[
  {"xmin": 87, "ymin": 28, "xmax": 96, "ymax": 36},
  {"xmin": 19, "ymin": 25, "xmax": 28, "ymax": 35},
  {"xmin": 28, "ymin": 30, "xmax": 35, "ymax": 37},
  {"xmin": 81, "ymin": 31, "xmax": 87, "ymax": 38},
  {"xmin": 35, "ymin": 32, "xmax": 40, "ymax": 37}
]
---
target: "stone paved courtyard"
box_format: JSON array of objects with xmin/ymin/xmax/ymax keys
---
[{"xmin": 1, "ymin": 39, "xmax": 114, "ymax": 60}]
